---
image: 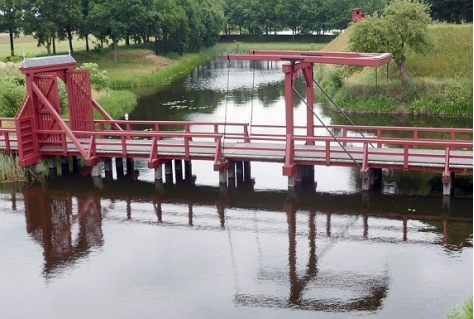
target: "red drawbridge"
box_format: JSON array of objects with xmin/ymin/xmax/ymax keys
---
[{"xmin": 0, "ymin": 53, "xmax": 471, "ymax": 195}]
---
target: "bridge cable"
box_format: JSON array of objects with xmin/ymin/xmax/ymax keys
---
[
  {"xmin": 249, "ymin": 62, "xmax": 256, "ymax": 136},
  {"xmin": 292, "ymin": 86, "xmax": 361, "ymax": 169},
  {"xmin": 313, "ymin": 79, "xmax": 374, "ymax": 148},
  {"xmin": 223, "ymin": 60, "xmax": 231, "ymax": 157}
]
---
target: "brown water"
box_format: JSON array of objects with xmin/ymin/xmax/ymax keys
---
[
  {"xmin": 0, "ymin": 178, "xmax": 472, "ymax": 319},
  {"xmin": 0, "ymin": 59, "xmax": 472, "ymax": 318}
]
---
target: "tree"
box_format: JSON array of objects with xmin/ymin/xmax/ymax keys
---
[
  {"xmin": 275, "ymin": 0, "xmax": 303, "ymax": 37},
  {"xmin": 88, "ymin": 0, "xmax": 155, "ymax": 66},
  {"xmin": 23, "ymin": 0, "xmax": 60, "ymax": 55},
  {"xmin": 349, "ymin": 0, "xmax": 432, "ymax": 80},
  {"xmin": 55, "ymin": 0, "xmax": 83, "ymax": 54},
  {"xmin": 426, "ymin": 0, "xmax": 472, "ymax": 23},
  {"xmin": 0, "ymin": 0, "xmax": 22, "ymax": 57}
]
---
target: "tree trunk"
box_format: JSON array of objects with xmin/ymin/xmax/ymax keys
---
[
  {"xmin": 125, "ymin": 36, "xmax": 130, "ymax": 46},
  {"xmin": 86, "ymin": 35, "xmax": 90, "ymax": 52},
  {"xmin": 67, "ymin": 28, "xmax": 74, "ymax": 54},
  {"xmin": 397, "ymin": 55, "xmax": 409, "ymax": 81},
  {"xmin": 52, "ymin": 36, "xmax": 56, "ymax": 54},
  {"xmin": 45, "ymin": 39, "xmax": 52, "ymax": 55},
  {"xmin": 113, "ymin": 36, "xmax": 118, "ymax": 68},
  {"xmin": 9, "ymin": 30, "xmax": 14, "ymax": 56}
]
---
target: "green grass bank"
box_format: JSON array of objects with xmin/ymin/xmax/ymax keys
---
[{"xmin": 317, "ymin": 23, "xmax": 473, "ymax": 117}]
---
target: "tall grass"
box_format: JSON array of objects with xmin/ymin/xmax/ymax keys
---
[
  {"xmin": 447, "ymin": 296, "xmax": 473, "ymax": 319},
  {"xmin": 0, "ymin": 154, "xmax": 26, "ymax": 182},
  {"xmin": 95, "ymin": 89, "xmax": 137, "ymax": 119},
  {"xmin": 408, "ymin": 24, "xmax": 473, "ymax": 79},
  {"xmin": 333, "ymin": 78, "xmax": 473, "ymax": 117}
]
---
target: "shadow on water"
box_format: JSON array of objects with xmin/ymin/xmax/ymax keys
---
[{"xmin": 3, "ymin": 175, "xmax": 471, "ymax": 310}]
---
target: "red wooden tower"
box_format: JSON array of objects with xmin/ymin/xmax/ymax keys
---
[{"xmin": 16, "ymin": 54, "xmax": 115, "ymax": 167}]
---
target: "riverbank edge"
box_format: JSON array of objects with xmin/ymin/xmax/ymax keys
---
[{"xmin": 99, "ymin": 42, "xmax": 472, "ymax": 119}]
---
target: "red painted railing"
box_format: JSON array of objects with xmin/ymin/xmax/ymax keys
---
[{"xmin": 0, "ymin": 118, "xmax": 472, "ymax": 175}]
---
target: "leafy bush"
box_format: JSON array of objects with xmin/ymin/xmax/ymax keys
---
[
  {"xmin": 78, "ymin": 62, "xmax": 110, "ymax": 90},
  {"xmin": 0, "ymin": 77, "xmax": 26, "ymax": 117}
]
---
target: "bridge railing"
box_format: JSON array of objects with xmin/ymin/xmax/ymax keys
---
[
  {"xmin": 0, "ymin": 118, "xmax": 17, "ymax": 154},
  {"xmin": 36, "ymin": 129, "xmax": 225, "ymax": 167},
  {"xmin": 92, "ymin": 119, "xmax": 251, "ymax": 142}
]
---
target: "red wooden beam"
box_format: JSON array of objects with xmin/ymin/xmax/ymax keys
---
[{"xmin": 224, "ymin": 50, "xmax": 392, "ymax": 67}]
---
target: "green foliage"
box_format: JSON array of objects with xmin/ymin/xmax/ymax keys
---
[
  {"xmin": 327, "ymin": 78, "xmax": 473, "ymax": 117},
  {"xmin": 446, "ymin": 296, "xmax": 473, "ymax": 319},
  {"xmin": 78, "ymin": 62, "xmax": 110, "ymax": 89},
  {"xmin": 427, "ymin": 0, "xmax": 472, "ymax": 23},
  {"xmin": 95, "ymin": 89, "xmax": 137, "ymax": 119},
  {"xmin": 0, "ymin": 76, "xmax": 25, "ymax": 117},
  {"xmin": 349, "ymin": 0, "xmax": 432, "ymax": 80},
  {"xmin": 318, "ymin": 66, "xmax": 346, "ymax": 96},
  {"xmin": 0, "ymin": 154, "xmax": 25, "ymax": 181},
  {"xmin": 408, "ymin": 80, "xmax": 473, "ymax": 117}
]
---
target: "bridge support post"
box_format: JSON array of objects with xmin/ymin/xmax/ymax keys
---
[
  {"xmin": 47, "ymin": 156, "xmax": 57, "ymax": 177},
  {"xmin": 154, "ymin": 165, "xmax": 164, "ymax": 192},
  {"xmin": 174, "ymin": 159, "xmax": 183, "ymax": 183},
  {"xmin": 60, "ymin": 156, "xmax": 69, "ymax": 175},
  {"xmin": 442, "ymin": 172, "xmax": 454, "ymax": 196},
  {"xmin": 115, "ymin": 157, "xmax": 124, "ymax": 178},
  {"xmin": 219, "ymin": 168, "xmax": 227, "ymax": 185},
  {"xmin": 104, "ymin": 158, "xmax": 113, "ymax": 180},
  {"xmin": 154, "ymin": 165, "xmax": 163, "ymax": 180},
  {"xmin": 243, "ymin": 161, "xmax": 251, "ymax": 182},
  {"xmin": 184, "ymin": 160, "xmax": 192, "ymax": 180},
  {"xmin": 71, "ymin": 156, "xmax": 79, "ymax": 173},
  {"xmin": 126, "ymin": 158, "xmax": 134, "ymax": 176},
  {"xmin": 227, "ymin": 161, "xmax": 235, "ymax": 188},
  {"xmin": 92, "ymin": 176, "xmax": 103, "ymax": 189},
  {"xmin": 372, "ymin": 168, "xmax": 383, "ymax": 191},
  {"xmin": 91, "ymin": 162, "xmax": 101, "ymax": 177},
  {"xmin": 288, "ymin": 175, "xmax": 297, "ymax": 189},
  {"xmin": 361, "ymin": 169, "xmax": 371, "ymax": 192},
  {"xmin": 300, "ymin": 165, "xmax": 315, "ymax": 190},
  {"xmin": 236, "ymin": 161, "xmax": 243, "ymax": 185},
  {"xmin": 164, "ymin": 160, "xmax": 173, "ymax": 184}
]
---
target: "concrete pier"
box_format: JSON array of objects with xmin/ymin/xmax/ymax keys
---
[
  {"xmin": 154, "ymin": 165, "xmax": 163, "ymax": 181},
  {"xmin": 219, "ymin": 169, "xmax": 227, "ymax": 185},
  {"xmin": 442, "ymin": 172, "xmax": 454, "ymax": 196},
  {"xmin": 288, "ymin": 175, "xmax": 297, "ymax": 189},
  {"xmin": 91, "ymin": 162, "xmax": 102, "ymax": 177}
]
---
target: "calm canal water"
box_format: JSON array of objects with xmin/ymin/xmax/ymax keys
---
[{"xmin": 0, "ymin": 59, "xmax": 472, "ymax": 319}]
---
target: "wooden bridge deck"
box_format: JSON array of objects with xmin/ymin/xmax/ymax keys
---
[
  {"xmin": 0, "ymin": 119, "xmax": 472, "ymax": 174},
  {"xmin": 0, "ymin": 136, "xmax": 472, "ymax": 172}
]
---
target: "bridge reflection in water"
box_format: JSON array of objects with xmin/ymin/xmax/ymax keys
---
[{"xmin": 9, "ymin": 178, "xmax": 472, "ymax": 312}]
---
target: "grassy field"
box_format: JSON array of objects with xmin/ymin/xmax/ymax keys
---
[
  {"xmin": 0, "ymin": 33, "xmax": 325, "ymax": 88},
  {"xmin": 316, "ymin": 23, "xmax": 473, "ymax": 117}
]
